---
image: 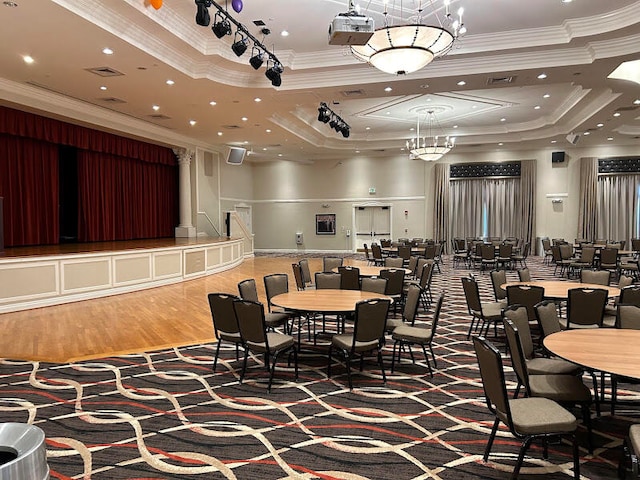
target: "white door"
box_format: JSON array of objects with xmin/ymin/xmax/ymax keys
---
[{"xmin": 354, "ymin": 206, "xmax": 391, "ymax": 249}]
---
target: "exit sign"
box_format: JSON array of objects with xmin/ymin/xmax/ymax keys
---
[{"xmin": 368, "ymin": 187, "xmax": 376, "ymax": 194}]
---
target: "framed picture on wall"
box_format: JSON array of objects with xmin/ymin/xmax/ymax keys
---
[{"xmin": 316, "ymin": 214, "xmax": 336, "ymax": 235}]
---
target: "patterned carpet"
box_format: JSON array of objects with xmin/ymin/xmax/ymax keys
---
[{"xmin": 1, "ymin": 255, "xmax": 638, "ymax": 479}]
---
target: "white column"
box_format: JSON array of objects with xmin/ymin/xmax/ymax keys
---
[{"xmin": 173, "ymin": 148, "xmax": 196, "ymax": 238}]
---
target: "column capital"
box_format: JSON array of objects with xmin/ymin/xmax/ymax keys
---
[{"xmin": 173, "ymin": 148, "xmax": 195, "ymax": 165}]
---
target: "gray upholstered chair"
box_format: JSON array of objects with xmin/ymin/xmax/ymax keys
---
[
  {"xmin": 322, "ymin": 256, "xmax": 343, "ymax": 272},
  {"xmin": 461, "ymin": 275, "xmax": 503, "ymax": 339},
  {"xmin": 360, "ymin": 276, "xmax": 387, "ymax": 294},
  {"xmin": 291, "ymin": 263, "xmax": 305, "ymax": 291},
  {"xmin": 386, "ymin": 283, "xmax": 420, "ymax": 333},
  {"xmin": 620, "ymin": 424, "xmax": 640, "ymax": 477},
  {"xmin": 338, "ymin": 266, "xmax": 360, "ymax": 290},
  {"xmin": 561, "ymin": 287, "xmax": 608, "ymax": 329},
  {"xmin": 489, "ymin": 269, "xmax": 507, "ymax": 306},
  {"xmin": 314, "ymin": 271, "xmax": 341, "ymax": 289},
  {"xmin": 517, "ymin": 267, "xmax": 531, "ymax": 282},
  {"xmin": 232, "ymin": 299, "xmax": 298, "ymax": 392},
  {"xmin": 391, "ymin": 292, "xmax": 444, "ymax": 376},
  {"xmin": 581, "ymin": 269, "xmax": 610, "ymax": 286},
  {"xmin": 473, "ymin": 336, "xmax": 580, "ymax": 480},
  {"xmin": 238, "ymin": 278, "xmax": 290, "ymax": 332},
  {"xmin": 298, "ymin": 258, "xmax": 314, "ymax": 288},
  {"xmin": 610, "ymin": 304, "xmax": 640, "ymax": 415},
  {"xmin": 207, "ymin": 292, "xmax": 242, "ymax": 372},
  {"xmin": 503, "ymin": 317, "xmax": 594, "ymax": 453},
  {"xmin": 327, "ymin": 298, "xmax": 391, "ymax": 390},
  {"xmin": 384, "ymin": 256, "xmax": 404, "ymax": 268}
]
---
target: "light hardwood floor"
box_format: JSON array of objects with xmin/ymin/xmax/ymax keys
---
[{"xmin": 0, "ymin": 256, "xmax": 364, "ymax": 363}]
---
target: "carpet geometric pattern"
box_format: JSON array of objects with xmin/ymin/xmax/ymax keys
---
[{"xmin": 1, "ymin": 255, "xmax": 638, "ymax": 479}]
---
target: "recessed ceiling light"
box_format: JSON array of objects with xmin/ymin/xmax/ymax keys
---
[
  {"xmin": 562, "ymin": 0, "xmax": 573, "ymax": 3},
  {"xmin": 152, "ymin": 105, "xmax": 160, "ymax": 111},
  {"xmin": 543, "ymin": 94, "xmax": 550, "ymax": 98},
  {"xmin": 607, "ymin": 137, "xmax": 614, "ymax": 141},
  {"xmin": 534, "ymin": 105, "xmax": 541, "ymax": 109},
  {"xmin": 102, "ymin": 48, "xmax": 113, "ymax": 55},
  {"xmin": 498, "ymin": 142, "xmax": 504, "ymax": 146},
  {"xmin": 583, "ymin": 131, "xmax": 590, "ymax": 135},
  {"xmin": 386, "ymin": 111, "xmax": 391, "ymax": 115},
  {"xmin": 266, "ymin": 129, "xmax": 271, "ymax": 133},
  {"xmin": 384, "ymin": 86, "xmax": 392, "ymax": 92},
  {"xmin": 243, "ymin": 140, "xmax": 249, "ymax": 144},
  {"xmin": 365, "ymin": 126, "xmax": 371, "ymax": 130},
  {"xmin": 596, "ymin": 123, "xmax": 604, "ymax": 127},
  {"xmin": 100, "ymin": 86, "xmax": 107, "ymax": 91},
  {"xmin": 166, "ymin": 79, "xmax": 175, "ymax": 85},
  {"xmin": 189, "ymin": 120, "xmax": 196, "ymax": 126},
  {"xmin": 355, "ymin": 150, "xmax": 360, "ymax": 153},
  {"xmin": 281, "ymin": 30, "xmax": 289, "ymax": 37},
  {"xmin": 500, "ymin": 118, "xmax": 506, "ymax": 122},
  {"xmin": 254, "ymin": 97, "xmax": 261, "ymax": 102},
  {"xmin": 613, "ymin": 112, "xmax": 621, "ymax": 117},
  {"xmin": 209, "ymin": 101, "xmax": 217, "ymax": 106},
  {"xmin": 217, "ymin": 131, "xmax": 223, "ymax": 136},
  {"xmin": 410, "ymin": 127, "xmax": 415, "ymax": 131},
  {"xmin": 457, "ymin": 80, "xmax": 466, "ymax": 86},
  {"xmin": 537, "ymin": 73, "xmax": 547, "ymax": 79},
  {"xmin": 22, "ymin": 55, "xmax": 34, "ymax": 64},
  {"xmin": 278, "ymin": 153, "xmax": 283, "ymax": 157},
  {"xmin": 262, "ymin": 147, "xmax": 267, "ymax": 151},
  {"xmin": 551, "ymin": 140, "xmax": 557, "ymax": 143},
  {"xmin": 241, "ymin": 117, "xmax": 248, "ymax": 121},
  {"xmin": 453, "ymin": 125, "xmax": 458, "ymax": 129},
  {"xmin": 634, "ymin": 99, "xmax": 640, "ymax": 105}
]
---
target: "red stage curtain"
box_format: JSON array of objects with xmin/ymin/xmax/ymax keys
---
[
  {"xmin": 0, "ymin": 134, "xmax": 59, "ymax": 246},
  {"xmin": 0, "ymin": 106, "xmax": 176, "ymax": 166},
  {"xmin": 77, "ymin": 150, "xmax": 178, "ymax": 242}
]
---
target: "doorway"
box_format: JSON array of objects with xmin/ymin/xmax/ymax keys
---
[{"xmin": 353, "ymin": 204, "xmax": 392, "ymax": 250}]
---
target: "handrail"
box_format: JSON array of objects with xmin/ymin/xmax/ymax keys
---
[{"xmin": 197, "ymin": 211, "xmax": 221, "ymax": 236}]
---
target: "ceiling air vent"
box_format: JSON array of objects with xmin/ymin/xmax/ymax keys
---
[
  {"xmin": 341, "ymin": 89, "xmax": 365, "ymax": 97},
  {"xmin": 617, "ymin": 105, "xmax": 639, "ymax": 111},
  {"xmin": 100, "ymin": 97, "xmax": 126, "ymax": 104},
  {"xmin": 222, "ymin": 125, "xmax": 241, "ymax": 129},
  {"xmin": 148, "ymin": 114, "xmax": 171, "ymax": 120},
  {"xmin": 487, "ymin": 75, "xmax": 516, "ymax": 85},
  {"xmin": 85, "ymin": 66, "xmax": 124, "ymax": 77}
]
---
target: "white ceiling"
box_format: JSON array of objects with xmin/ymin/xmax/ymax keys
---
[{"xmin": 0, "ymin": 0, "xmax": 639, "ymax": 163}]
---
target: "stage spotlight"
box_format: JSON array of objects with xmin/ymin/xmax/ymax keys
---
[
  {"xmin": 195, "ymin": 0, "xmax": 212, "ymax": 26},
  {"xmin": 249, "ymin": 48, "xmax": 264, "ymax": 69},
  {"xmin": 329, "ymin": 118, "xmax": 337, "ymax": 129},
  {"xmin": 212, "ymin": 13, "xmax": 231, "ymax": 38},
  {"xmin": 317, "ymin": 104, "xmax": 331, "ymax": 123},
  {"xmin": 341, "ymin": 126, "xmax": 350, "ymax": 138},
  {"xmin": 231, "ymin": 34, "xmax": 248, "ymax": 57},
  {"xmin": 265, "ymin": 62, "xmax": 283, "ymax": 87}
]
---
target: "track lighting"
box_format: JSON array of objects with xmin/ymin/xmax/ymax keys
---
[
  {"xmin": 317, "ymin": 102, "xmax": 350, "ymax": 138},
  {"xmin": 231, "ymin": 33, "xmax": 248, "ymax": 57},
  {"xmin": 249, "ymin": 47, "xmax": 264, "ymax": 69},
  {"xmin": 194, "ymin": 0, "xmax": 284, "ymax": 87}
]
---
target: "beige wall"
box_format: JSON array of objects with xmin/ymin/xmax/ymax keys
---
[{"xmin": 210, "ymin": 143, "xmax": 638, "ymax": 252}]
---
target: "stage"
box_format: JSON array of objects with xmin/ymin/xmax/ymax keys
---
[{"xmin": 0, "ymin": 236, "xmax": 248, "ymax": 313}]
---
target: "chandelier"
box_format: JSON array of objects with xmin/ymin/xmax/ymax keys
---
[
  {"xmin": 351, "ymin": 0, "xmax": 465, "ymax": 75},
  {"xmin": 406, "ymin": 110, "xmax": 455, "ymax": 161}
]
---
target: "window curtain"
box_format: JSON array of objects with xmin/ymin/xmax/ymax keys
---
[
  {"xmin": 433, "ymin": 163, "xmax": 450, "ymax": 250},
  {"xmin": 485, "ymin": 178, "xmax": 519, "ymax": 238},
  {"xmin": 596, "ymin": 174, "xmax": 640, "ymax": 246},
  {"xmin": 518, "ymin": 159, "xmax": 536, "ymax": 248},
  {"xmin": 0, "ymin": 134, "xmax": 59, "ymax": 246},
  {"xmin": 578, "ymin": 157, "xmax": 598, "ymax": 241},
  {"xmin": 77, "ymin": 150, "xmax": 178, "ymax": 242},
  {"xmin": 450, "ymin": 179, "xmax": 484, "ymax": 239}
]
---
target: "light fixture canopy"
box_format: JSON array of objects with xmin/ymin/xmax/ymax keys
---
[
  {"xmin": 351, "ymin": 1, "xmax": 464, "ymax": 75},
  {"xmin": 407, "ymin": 110, "xmax": 455, "ymax": 161}
]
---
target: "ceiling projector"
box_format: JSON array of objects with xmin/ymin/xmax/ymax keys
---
[{"xmin": 328, "ymin": 13, "xmax": 374, "ymax": 45}]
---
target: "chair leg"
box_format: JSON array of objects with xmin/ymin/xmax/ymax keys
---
[
  {"xmin": 327, "ymin": 345, "xmax": 334, "ymax": 378},
  {"xmin": 421, "ymin": 344, "xmax": 434, "ymax": 377},
  {"xmin": 429, "ymin": 344, "xmax": 437, "ymax": 368},
  {"xmin": 345, "ymin": 351, "xmax": 353, "ymax": 390},
  {"xmin": 512, "ymin": 437, "xmax": 534, "ymax": 480},
  {"xmin": 572, "ymin": 434, "xmax": 580, "ymax": 480},
  {"xmin": 212, "ymin": 341, "xmax": 222, "ymax": 372},
  {"xmin": 239, "ymin": 348, "xmax": 249, "ymax": 383},
  {"xmin": 484, "ymin": 418, "xmax": 500, "ymax": 462},
  {"xmin": 391, "ymin": 340, "xmax": 398, "ymax": 372},
  {"xmin": 611, "ymin": 375, "xmax": 618, "ymax": 416},
  {"xmin": 582, "ymin": 403, "xmax": 594, "ymax": 454},
  {"xmin": 377, "ymin": 347, "xmax": 386, "ymax": 383}
]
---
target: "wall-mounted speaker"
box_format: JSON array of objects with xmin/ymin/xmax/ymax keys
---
[
  {"xmin": 565, "ymin": 133, "xmax": 580, "ymax": 145},
  {"xmin": 552, "ymin": 151, "xmax": 566, "ymax": 163},
  {"xmin": 226, "ymin": 147, "xmax": 246, "ymax": 165}
]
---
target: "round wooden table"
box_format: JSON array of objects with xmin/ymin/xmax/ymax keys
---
[
  {"xmin": 501, "ymin": 281, "xmax": 620, "ymax": 299},
  {"xmin": 331, "ymin": 266, "xmax": 412, "ymax": 277},
  {"xmin": 544, "ymin": 329, "xmax": 640, "ymax": 379},
  {"xmin": 271, "ymin": 289, "xmax": 392, "ymax": 314}
]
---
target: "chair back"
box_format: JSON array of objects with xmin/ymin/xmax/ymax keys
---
[
  {"xmin": 315, "ymin": 272, "xmax": 341, "ymax": 289},
  {"xmin": 534, "ymin": 300, "xmax": 562, "ymax": 339},
  {"xmin": 424, "ymin": 244, "xmax": 436, "ymax": 259},
  {"xmin": 403, "ymin": 285, "xmax": 421, "ymax": 325},
  {"xmin": 208, "ymin": 292, "xmax": 241, "ymax": 339},
  {"xmin": 361, "ymin": 276, "xmax": 387, "ymax": 294},
  {"xmin": 618, "ymin": 275, "xmax": 634, "ymax": 290},
  {"xmin": 371, "ymin": 244, "xmax": 384, "ymax": 262},
  {"xmin": 567, "ymin": 287, "xmax": 607, "ymax": 327},
  {"xmin": 429, "ymin": 292, "xmax": 445, "ymax": 337},
  {"xmin": 233, "ymin": 299, "xmax": 268, "ymax": 352},
  {"xmin": 503, "ymin": 318, "xmax": 531, "ymax": 394},
  {"xmin": 238, "ymin": 278, "xmax": 260, "ymax": 303},
  {"xmin": 472, "ymin": 336, "xmax": 512, "ymax": 421},
  {"xmin": 617, "ymin": 304, "xmax": 640, "ymax": 329},
  {"xmin": 351, "ymin": 299, "xmax": 391, "ymax": 352},
  {"xmin": 595, "ymin": 238, "xmax": 608, "ymax": 245},
  {"xmin": 418, "ymin": 261, "xmax": 435, "ymax": 290},
  {"xmin": 619, "ymin": 285, "xmax": 640, "ymax": 306},
  {"xmin": 520, "ymin": 242, "xmax": 530, "ymax": 259},
  {"xmin": 264, "ymin": 273, "xmax": 289, "ymax": 312},
  {"xmin": 490, "ymin": 269, "xmax": 507, "ymax": 301},
  {"xmin": 363, "ymin": 244, "xmax": 371, "ymax": 262},
  {"xmin": 542, "ymin": 237, "xmax": 551, "ymax": 251},
  {"xmin": 384, "ymin": 256, "xmax": 405, "ymax": 268},
  {"xmin": 338, "ymin": 266, "xmax": 361, "ymax": 290},
  {"xmin": 559, "ymin": 243, "xmax": 573, "ymax": 260},
  {"xmin": 398, "ymin": 245, "xmax": 412, "ymax": 261},
  {"xmin": 323, "ymin": 256, "xmax": 344, "ymax": 272},
  {"xmin": 503, "ymin": 304, "xmax": 534, "ymax": 359},
  {"xmin": 631, "ymin": 238, "xmax": 640, "ymax": 252},
  {"xmin": 517, "ymin": 268, "xmax": 531, "ymax": 282},
  {"xmin": 600, "ymin": 247, "xmax": 618, "ymax": 267},
  {"xmin": 380, "ymin": 268, "xmax": 405, "ymax": 296},
  {"xmin": 579, "ymin": 246, "xmax": 596, "ymax": 264},
  {"xmin": 551, "ymin": 245, "xmax": 562, "ymax": 263},
  {"xmin": 406, "ymin": 256, "xmax": 419, "ymax": 278},
  {"xmin": 506, "ymin": 284, "xmax": 545, "ymax": 322},
  {"xmin": 292, "ymin": 263, "xmax": 305, "ymax": 291},
  {"xmin": 454, "ymin": 238, "xmax": 466, "ymax": 252},
  {"xmin": 461, "ymin": 276, "xmax": 482, "ymax": 313},
  {"xmin": 380, "ymin": 239, "xmax": 391, "ymax": 248},
  {"xmin": 481, "ymin": 244, "xmax": 495, "ymax": 260},
  {"xmin": 581, "ymin": 269, "xmax": 610, "ymax": 285},
  {"xmin": 299, "ymin": 258, "xmax": 313, "ymax": 286},
  {"xmin": 498, "ymin": 243, "xmax": 512, "ymax": 258}
]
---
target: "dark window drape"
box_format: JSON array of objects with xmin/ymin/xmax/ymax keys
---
[
  {"xmin": 0, "ymin": 134, "xmax": 59, "ymax": 246},
  {"xmin": 77, "ymin": 150, "xmax": 178, "ymax": 242}
]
